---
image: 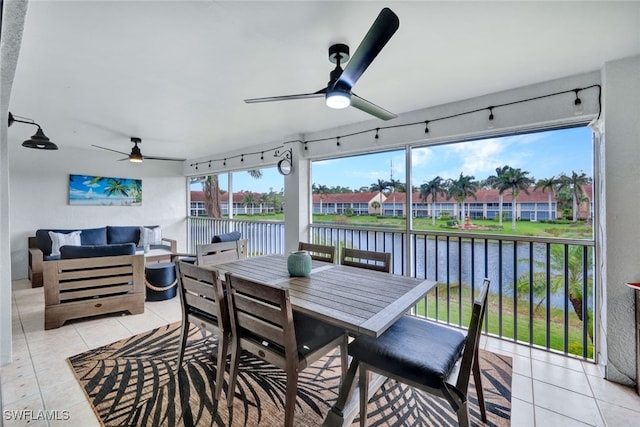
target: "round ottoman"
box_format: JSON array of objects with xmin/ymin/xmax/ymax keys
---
[{"xmin": 145, "ymin": 262, "xmax": 178, "ymax": 301}]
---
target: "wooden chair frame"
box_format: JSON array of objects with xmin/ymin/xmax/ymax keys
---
[
  {"xmin": 225, "ymin": 273, "xmax": 347, "ymax": 427},
  {"xmin": 340, "ymin": 248, "xmax": 391, "ymax": 273},
  {"xmin": 298, "ymin": 242, "xmax": 336, "ymax": 263},
  {"xmin": 355, "ymin": 279, "xmax": 490, "ymax": 426},
  {"xmin": 175, "ymin": 261, "xmax": 231, "ymax": 399},
  {"xmin": 195, "ymin": 239, "xmax": 247, "ymax": 266}
]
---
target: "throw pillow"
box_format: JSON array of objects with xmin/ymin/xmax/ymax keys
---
[
  {"xmin": 139, "ymin": 226, "xmax": 162, "ymax": 246},
  {"xmin": 48, "ymin": 230, "xmax": 82, "ymax": 256}
]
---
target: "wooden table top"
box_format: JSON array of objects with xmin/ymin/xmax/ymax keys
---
[{"xmin": 211, "ymin": 254, "xmax": 437, "ymax": 337}]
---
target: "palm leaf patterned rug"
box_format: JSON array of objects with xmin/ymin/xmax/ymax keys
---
[{"xmin": 68, "ymin": 323, "xmax": 511, "ymax": 426}]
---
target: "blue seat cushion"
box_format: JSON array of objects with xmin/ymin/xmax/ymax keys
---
[
  {"xmin": 240, "ymin": 311, "xmax": 343, "ymax": 359},
  {"xmin": 292, "ymin": 312, "xmax": 344, "ymax": 357},
  {"xmin": 349, "ymin": 316, "xmax": 466, "ymax": 389},
  {"xmin": 107, "ymin": 226, "xmax": 141, "ymax": 245},
  {"xmin": 211, "ymin": 231, "xmax": 241, "ymax": 243},
  {"xmin": 60, "ymin": 243, "xmax": 136, "ymax": 259}
]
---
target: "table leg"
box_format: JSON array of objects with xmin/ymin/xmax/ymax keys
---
[{"xmin": 323, "ymin": 357, "xmax": 359, "ymax": 427}]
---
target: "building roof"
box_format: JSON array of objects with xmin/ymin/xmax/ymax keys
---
[{"xmin": 312, "ymin": 192, "xmax": 382, "ymax": 204}]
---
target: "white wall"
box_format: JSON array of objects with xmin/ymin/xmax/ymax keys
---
[
  {"xmin": 600, "ymin": 55, "xmax": 640, "ymax": 387},
  {"xmin": 8, "ymin": 143, "xmax": 188, "ymax": 280},
  {"xmin": 1, "ymin": 0, "xmax": 28, "ymax": 366}
]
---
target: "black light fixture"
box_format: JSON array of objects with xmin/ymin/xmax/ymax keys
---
[
  {"xmin": 573, "ymin": 89, "xmax": 584, "ymax": 115},
  {"xmin": 487, "ymin": 107, "xmax": 495, "ymax": 129},
  {"xmin": 8, "ymin": 112, "xmax": 58, "ymax": 150},
  {"xmin": 129, "ymin": 138, "xmax": 143, "ymax": 163}
]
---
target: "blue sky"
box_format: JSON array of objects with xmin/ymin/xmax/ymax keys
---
[{"xmin": 197, "ymin": 126, "xmax": 592, "ymax": 193}]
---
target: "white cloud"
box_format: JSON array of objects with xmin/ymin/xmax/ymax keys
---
[
  {"xmin": 411, "ymin": 147, "xmax": 434, "ymax": 168},
  {"xmin": 82, "ymin": 180, "xmax": 101, "ymax": 188}
]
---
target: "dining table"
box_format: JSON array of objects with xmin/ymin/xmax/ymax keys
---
[{"xmin": 206, "ymin": 253, "xmax": 438, "ymax": 426}]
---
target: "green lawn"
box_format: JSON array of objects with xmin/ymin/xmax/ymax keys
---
[
  {"xmin": 413, "ymin": 284, "xmax": 593, "ymax": 358},
  {"xmin": 229, "ymin": 213, "xmax": 593, "ymax": 239}
]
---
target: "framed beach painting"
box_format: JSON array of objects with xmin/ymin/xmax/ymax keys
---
[{"xmin": 69, "ymin": 175, "xmax": 142, "ymax": 206}]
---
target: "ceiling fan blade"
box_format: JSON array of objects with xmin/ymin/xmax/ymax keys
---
[
  {"xmin": 244, "ymin": 88, "xmax": 326, "ymax": 103},
  {"xmin": 143, "ymin": 155, "xmax": 186, "ymax": 162},
  {"xmin": 337, "ymin": 8, "xmax": 399, "ymax": 89},
  {"xmin": 92, "ymin": 145, "xmax": 130, "ymax": 156},
  {"xmin": 351, "ymin": 93, "xmax": 397, "ymax": 121}
]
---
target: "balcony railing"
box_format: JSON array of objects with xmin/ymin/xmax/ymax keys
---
[{"xmin": 187, "ymin": 216, "xmax": 595, "ymax": 360}]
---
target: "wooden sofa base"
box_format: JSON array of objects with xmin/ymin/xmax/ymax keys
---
[
  {"xmin": 28, "ymin": 234, "xmax": 176, "ymax": 288},
  {"xmin": 43, "ymin": 254, "xmax": 145, "ymax": 330},
  {"xmin": 45, "ymin": 294, "xmax": 144, "ymax": 330}
]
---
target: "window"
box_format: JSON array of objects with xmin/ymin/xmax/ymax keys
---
[
  {"xmin": 311, "ymin": 150, "xmax": 406, "ymax": 226},
  {"xmin": 411, "ymin": 126, "xmax": 593, "ymax": 237},
  {"xmin": 189, "ymin": 168, "xmax": 283, "ymax": 218}
]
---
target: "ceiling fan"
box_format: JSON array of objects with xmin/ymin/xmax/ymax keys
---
[
  {"xmin": 244, "ymin": 7, "xmax": 400, "ymax": 120},
  {"xmin": 92, "ymin": 137, "xmax": 186, "ymax": 163}
]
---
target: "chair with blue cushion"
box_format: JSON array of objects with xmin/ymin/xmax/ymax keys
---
[
  {"xmin": 225, "ymin": 273, "xmax": 348, "ymax": 427},
  {"xmin": 348, "ymin": 278, "xmax": 490, "ymax": 427},
  {"xmin": 175, "ymin": 261, "xmax": 231, "ymax": 399}
]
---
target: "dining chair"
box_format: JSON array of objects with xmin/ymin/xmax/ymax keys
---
[
  {"xmin": 298, "ymin": 241, "xmax": 336, "ymax": 263},
  {"xmin": 340, "ymin": 247, "xmax": 391, "ymax": 273},
  {"xmin": 225, "ymin": 272, "xmax": 348, "ymax": 427},
  {"xmin": 349, "ymin": 278, "xmax": 490, "ymax": 427},
  {"xmin": 196, "ymin": 239, "xmax": 248, "ymax": 266},
  {"xmin": 175, "ymin": 261, "xmax": 231, "ymax": 399}
]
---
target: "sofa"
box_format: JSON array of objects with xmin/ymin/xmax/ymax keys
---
[
  {"xmin": 43, "ymin": 243, "xmax": 144, "ymax": 329},
  {"xmin": 28, "ymin": 225, "xmax": 176, "ymax": 287}
]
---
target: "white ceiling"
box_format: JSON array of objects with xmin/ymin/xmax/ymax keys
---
[{"xmin": 8, "ymin": 1, "xmax": 640, "ymax": 161}]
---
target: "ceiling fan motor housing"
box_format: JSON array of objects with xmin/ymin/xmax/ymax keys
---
[{"xmin": 328, "ymin": 43, "xmax": 349, "ymax": 64}]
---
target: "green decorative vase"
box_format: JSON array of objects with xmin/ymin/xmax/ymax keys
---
[{"xmin": 287, "ymin": 250, "xmax": 312, "ymax": 277}]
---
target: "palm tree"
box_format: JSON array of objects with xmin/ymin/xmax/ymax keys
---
[
  {"xmin": 103, "ymin": 179, "xmax": 130, "ymax": 198},
  {"xmin": 516, "ymin": 244, "xmax": 594, "ymax": 342},
  {"xmin": 241, "ymin": 192, "xmax": 258, "ymax": 214},
  {"xmin": 557, "ymin": 171, "xmax": 590, "ymax": 222},
  {"xmin": 247, "ymin": 169, "xmax": 263, "ymax": 179},
  {"xmin": 387, "ymin": 178, "xmax": 402, "ymax": 217},
  {"xmin": 486, "ymin": 165, "xmax": 512, "ymax": 226},
  {"xmin": 534, "ymin": 176, "xmax": 558, "ymax": 221},
  {"xmin": 196, "ymin": 170, "xmax": 263, "ymax": 218},
  {"xmin": 503, "ymin": 167, "xmax": 535, "ymax": 230},
  {"xmin": 125, "ymin": 181, "xmax": 142, "ymax": 203},
  {"xmin": 371, "ymin": 200, "xmax": 381, "ymax": 214},
  {"xmin": 313, "ymin": 184, "xmax": 330, "ymax": 214},
  {"xmin": 370, "ymin": 179, "xmax": 389, "ymax": 214},
  {"xmin": 198, "ymin": 175, "xmax": 222, "ymax": 217},
  {"xmin": 419, "ymin": 176, "xmax": 447, "ymax": 226},
  {"xmin": 447, "ymin": 173, "xmax": 478, "ymax": 222}
]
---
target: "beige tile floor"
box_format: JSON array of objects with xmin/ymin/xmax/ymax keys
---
[{"xmin": 2, "ymin": 279, "xmax": 640, "ymax": 426}]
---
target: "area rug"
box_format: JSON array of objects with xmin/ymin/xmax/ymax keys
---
[{"xmin": 68, "ymin": 323, "xmax": 511, "ymax": 426}]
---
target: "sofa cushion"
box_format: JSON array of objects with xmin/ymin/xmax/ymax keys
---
[
  {"xmin": 211, "ymin": 231, "xmax": 242, "ymax": 243},
  {"xmin": 49, "ymin": 231, "xmax": 81, "ymax": 257},
  {"xmin": 36, "ymin": 227, "xmax": 107, "ymax": 255},
  {"xmin": 107, "ymin": 226, "xmax": 141, "ymax": 245},
  {"xmin": 139, "ymin": 226, "xmax": 162, "ymax": 246},
  {"xmin": 79, "ymin": 227, "xmax": 108, "ymax": 246},
  {"xmin": 60, "ymin": 243, "xmax": 136, "ymax": 259}
]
